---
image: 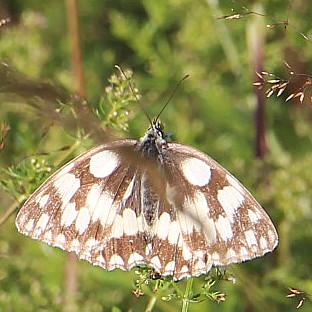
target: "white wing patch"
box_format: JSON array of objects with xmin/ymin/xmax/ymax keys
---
[
  {"xmin": 33, "ymin": 213, "xmax": 50, "ymax": 237},
  {"xmin": 89, "ymin": 150, "xmax": 119, "ymax": 178},
  {"xmin": 61, "ymin": 202, "xmax": 78, "ymax": 227},
  {"xmin": 128, "ymin": 252, "xmax": 144, "ymax": 266},
  {"xmin": 167, "ymin": 220, "xmax": 180, "ymax": 244},
  {"xmin": 217, "ymin": 185, "xmax": 244, "ymax": 221},
  {"xmin": 75, "ymin": 208, "xmax": 91, "ymax": 235},
  {"xmin": 215, "ymin": 215, "xmax": 233, "ymax": 240},
  {"xmin": 111, "ymin": 215, "xmax": 124, "ymax": 238},
  {"xmin": 244, "ymin": 230, "xmax": 258, "ymax": 247},
  {"xmin": 86, "ymin": 184, "xmax": 102, "ymax": 211},
  {"xmin": 183, "ymin": 191, "xmax": 217, "ymax": 244},
  {"xmin": 122, "ymin": 208, "xmax": 138, "ymax": 236},
  {"xmin": 109, "ymin": 254, "xmax": 124, "ymax": 269},
  {"xmin": 53, "ymin": 173, "xmax": 80, "ymax": 204},
  {"xmin": 96, "ymin": 193, "xmax": 117, "ymax": 226},
  {"xmin": 156, "ymin": 212, "xmax": 171, "ymax": 240},
  {"xmin": 37, "ymin": 194, "xmax": 49, "ymax": 208},
  {"xmin": 181, "ymin": 157, "xmax": 211, "ymax": 186}
]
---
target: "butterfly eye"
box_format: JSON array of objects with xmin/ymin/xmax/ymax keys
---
[{"xmin": 157, "ymin": 121, "xmax": 164, "ymax": 130}]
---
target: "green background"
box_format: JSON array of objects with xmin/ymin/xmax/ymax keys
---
[{"xmin": 0, "ymin": 0, "xmax": 311, "ymax": 311}]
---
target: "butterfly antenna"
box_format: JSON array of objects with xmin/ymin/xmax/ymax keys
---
[
  {"xmin": 155, "ymin": 74, "xmax": 189, "ymax": 122},
  {"xmin": 114, "ymin": 65, "xmax": 152, "ymax": 126}
]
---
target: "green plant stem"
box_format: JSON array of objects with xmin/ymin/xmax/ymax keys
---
[
  {"xmin": 182, "ymin": 278, "xmax": 193, "ymax": 312},
  {"xmin": 145, "ymin": 295, "xmax": 157, "ymax": 312}
]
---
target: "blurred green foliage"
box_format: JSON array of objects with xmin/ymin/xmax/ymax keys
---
[{"xmin": 0, "ymin": 0, "xmax": 312, "ymax": 311}]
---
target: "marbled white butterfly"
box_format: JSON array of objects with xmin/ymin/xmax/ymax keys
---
[{"xmin": 16, "ymin": 118, "xmax": 278, "ymax": 280}]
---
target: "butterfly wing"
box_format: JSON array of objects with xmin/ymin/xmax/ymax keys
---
[
  {"xmin": 146, "ymin": 142, "xmax": 278, "ymax": 280},
  {"xmin": 15, "ymin": 139, "xmax": 153, "ymax": 270}
]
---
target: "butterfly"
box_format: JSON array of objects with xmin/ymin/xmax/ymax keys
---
[{"xmin": 15, "ymin": 115, "xmax": 278, "ymax": 281}]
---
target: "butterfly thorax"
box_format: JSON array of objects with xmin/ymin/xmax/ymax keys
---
[{"xmin": 137, "ymin": 120, "xmax": 168, "ymax": 163}]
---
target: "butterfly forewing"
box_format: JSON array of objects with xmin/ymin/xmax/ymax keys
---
[{"xmin": 16, "ymin": 129, "xmax": 278, "ymax": 281}]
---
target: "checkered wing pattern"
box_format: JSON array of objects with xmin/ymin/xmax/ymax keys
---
[
  {"xmin": 149, "ymin": 143, "xmax": 278, "ymax": 279},
  {"xmin": 15, "ymin": 140, "xmax": 146, "ymax": 270},
  {"xmin": 16, "ymin": 139, "xmax": 278, "ymax": 280}
]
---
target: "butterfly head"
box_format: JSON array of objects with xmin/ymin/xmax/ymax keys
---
[
  {"xmin": 138, "ymin": 119, "xmax": 167, "ymax": 160},
  {"xmin": 151, "ymin": 118, "xmax": 165, "ymax": 136}
]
